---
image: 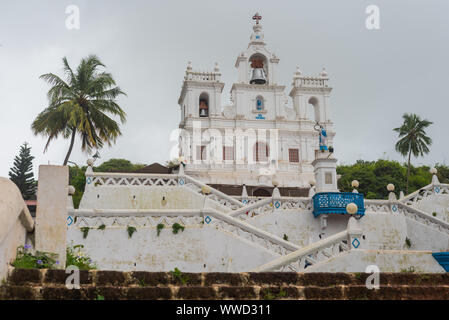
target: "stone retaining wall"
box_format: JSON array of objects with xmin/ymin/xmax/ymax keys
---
[{"xmin": 1, "ymin": 269, "xmax": 449, "ymax": 300}]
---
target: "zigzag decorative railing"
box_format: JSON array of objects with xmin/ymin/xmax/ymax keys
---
[
  {"xmin": 85, "ymin": 172, "xmax": 180, "ymax": 187},
  {"xmin": 252, "ymin": 230, "xmax": 350, "ymax": 272},
  {"xmin": 204, "ymin": 209, "xmax": 300, "ymax": 255},
  {"xmin": 230, "ymin": 197, "xmax": 312, "ymax": 221},
  {"xmin": 400, "ymin": 183, "xmax": 449, "ymax": 206},
  {"xmin": 182, "ymin": 175, "xmax": 243, "ymax": 210},
  {"xmin": 84, "ymin": 171, "xmax": 244, "ymax": 211},
  {"xmin": 67, "ymin": 208, "xmax": 300, "ymax": 256},
  {"xmin": 67, "ymin": 209, "xmax": 204, "ymax": 228},
  {"xmin": 364, "ymin": 199, "xmax": 449, "ymax": 234}
]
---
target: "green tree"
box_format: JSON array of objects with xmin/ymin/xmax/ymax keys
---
[
  {"xmin": 393, "ymin": 113, "xmax": 432, "ymax": 194},
  {"xmin": 68, "ymin": 158, "xmax": 146, "ymax": 208},
  {"xmin": 435, "ymin": 164, "xmax": 449, "ymax": 184},
  {"xmin": 31, "ymin": 55, "xmax": 127, "ymax": 165},
  {"xmin": 9, "ymin": 142, "xmax": 36, "ymax": 200},
  {"xmin": 94, "ymin": 159, "xmax": 146, "ymax": 173}
]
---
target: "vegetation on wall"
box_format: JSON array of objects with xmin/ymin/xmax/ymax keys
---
[
  {"xmin": 172, "ymin": 223, "xmax": 185, "ymax": 234},
  {"xmin": 127, "ymin": 226, "xmax": 137, "ymax": 238},
  {"xmin": 80, "ymin": 227, "xmax": 90, "ymax": 239},
  {"xmin": 157, "ymin": 223, "xmax": 164, "ymax": 236}
]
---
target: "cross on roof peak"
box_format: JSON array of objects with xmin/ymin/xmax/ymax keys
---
[{"xmin": 252, "ymin": 12, "xmax": 262, "ymax": 24}]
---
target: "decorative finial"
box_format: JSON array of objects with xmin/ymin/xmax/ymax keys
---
[
  {"xmin": 214, "ymin": 62, "xmax": 220, "ymax": 72},
  {"xmin": 295, "ymin": 66, "xmax": 302, "ymax": 76},
  {"xmin": 187, "ymin": 61, "xmax": 192, "ymax": 70},
  {"xmin": 252, "ymin": 12, "xmax": 262, "ymax": 24},
  {"xmin": 320, "ymin": 67, "xmax": 328, "ymax": 77}
]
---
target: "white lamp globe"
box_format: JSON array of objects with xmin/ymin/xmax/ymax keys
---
[
  {"xmin": 387, "ymin": 183, "xmax": 395, "ymax": 192},
  {"xmin": 430, "ymin": 167, "xmax": 437, "ymax": 175},
  {"xmin": 351, "ymin": 180, "xmax": 359, "ymax": 188},
  {"xmin": 346, "ymin": 203, "xmax": 358, "ymax": 215}
]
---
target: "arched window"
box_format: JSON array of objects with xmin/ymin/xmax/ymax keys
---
[
  {"xmin": 253, "ymin": 142, "xmax": 269, "ymax": 162},
  {"xmin": 307, "ymin": 96, "xmax": 320, "ymax": 122},
  {"xmin": 249, "ymin": 53, "xmax": 268, "ymax": 85},
  {"xmin": 255, "ymin": 96, "xmax": 264, "ymax": 111},
  {"xmin": 199, "ymin": 92, "xmax": 209, "ymax": 117},
  {"xmin": 253, "ymin": 188, "xmax": 271, "ymax": 197}
]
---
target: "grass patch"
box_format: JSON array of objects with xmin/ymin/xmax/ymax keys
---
[
  {"xmin": 170, "ymin": 267, "xmax": 189, "ymax": 285},
  {"xmin": 98, "ymin": 224, "xmax": 106, "ymax": 230}
]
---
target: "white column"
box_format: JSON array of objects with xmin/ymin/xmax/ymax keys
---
[{"xmin": 35, "ymin": 165, "xmax": 69, "ymax": 269}]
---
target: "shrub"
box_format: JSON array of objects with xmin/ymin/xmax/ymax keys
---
[
  {"xmin": 13, "ymin": 245, "xmax": 59, "ymax": 269},
  {"xmin": 66, "ymin": 244, "xmax": 96, "ymax": 270}
]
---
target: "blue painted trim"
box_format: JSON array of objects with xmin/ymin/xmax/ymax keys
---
[
  {"xmin": 432, "ymin": 252, "xmax": 449, "ymax": 272},
  {"xmin": 312, "ymin": 192, "xmax": 365, "ymax": 218}
]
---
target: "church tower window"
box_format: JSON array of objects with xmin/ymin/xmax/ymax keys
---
[
  {"xmin": 223, "ymin": 146, "xmax": 234, "ymax": 161},
  {"xmin": 249, "ymin": 54, "xmax": 267, "ymax": 85},
  {"xmin": 254, "ymin": 142, "xmax": 269, "ymax": 162},
  {"xmin": 199, "ymin": 92, "xmax": 209, "ymax": 117}
]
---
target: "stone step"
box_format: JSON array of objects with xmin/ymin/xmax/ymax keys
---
[
  {"xmin": 7, "ymin": 269, "xmax": 449, "ymax": 287},
  {"xmin": 2, "ymin": 283, "xmax": 449, "ymax": 300},
  {"xmin": 2, "ymin": 269, "xmax": 449, "ymax": 300}
]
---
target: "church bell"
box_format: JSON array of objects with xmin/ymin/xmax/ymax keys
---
[{"xmin": 250, "ymin": 68, "xmax": 267, "ymax": 85}]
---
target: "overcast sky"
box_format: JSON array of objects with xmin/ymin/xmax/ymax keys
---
[{"xmin": 1, "ymin": 0, "xmax": 449, "ymax": 177}]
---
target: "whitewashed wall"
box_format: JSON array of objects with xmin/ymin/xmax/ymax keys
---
[{"xmin": 67, "ymin": 223, "xmax": 278, "ymax": 272}]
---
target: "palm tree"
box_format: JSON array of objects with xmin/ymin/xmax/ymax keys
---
[
  {"xmin": 394, "ymin": 113, "xmax": 432, "ymax": 194},
  {"xmin": 32, "ymin": 55, "xmax": 126, "ymax": 165}
]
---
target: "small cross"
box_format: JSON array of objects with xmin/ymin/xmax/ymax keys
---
[{"xmin": 252, "ymin": 12, "xmax": 262, "ymax": 24}]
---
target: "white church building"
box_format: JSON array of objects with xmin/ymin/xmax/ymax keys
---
[
  {"xmin": 177, "ymin": 13, "xmax": 334, "ymax": 197},
  {"xmin": 2, "ymin": 15, "xmax": 449, "ymax": 281}
]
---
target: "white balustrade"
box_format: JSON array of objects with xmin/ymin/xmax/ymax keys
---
[{"xmin": 252, "ymin": 230, "xmax": 350, "ymax": 272}]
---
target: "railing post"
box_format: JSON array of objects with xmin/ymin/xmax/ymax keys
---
[
  {"xmin": 272, "ymin": 185, "xmax": 281, "ymax": 209},
  {"xmin": 241, "ymin": 184, "xmax": 248, "ymax": 205},
  {"xmin": 347, "ymin": 217, "xmax": 363, "ymax": 250}
]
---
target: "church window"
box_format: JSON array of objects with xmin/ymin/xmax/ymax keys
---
[
  {"xmin": 196, "ymin": 145, "xmax": 207, "ymax": 160},
  {"xmin": 254, "ymin": 142, "xmax": 269, "ymax": 162},
  {"xmin": 223, "ymin": 146, "xmax": 234, "ymax": 161},
  {"xmin": 256, "ymin": 96, "xmax": 264, "ymax": 110},
  {"xmin": 325, "ymin": 172, "xmax": 333, "ymax": 184},
  {"xmin": 288, "ymin": 149, "xmax": 299, "ymax": 163},
  {"xmin": 199, "ymin": 93, "xmax": 209, "ymax": 117},
  {"xmin": 249, "ymin": 53, "xmax": 267, "ymax": 85}
]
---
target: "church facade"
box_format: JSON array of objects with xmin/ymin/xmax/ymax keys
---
[{"xmin": 177, "ymin": 14, "xmax": 335, "ymax": 196}]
